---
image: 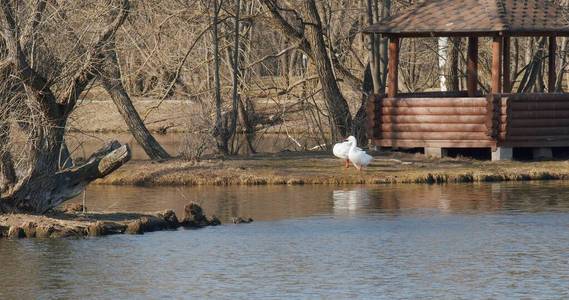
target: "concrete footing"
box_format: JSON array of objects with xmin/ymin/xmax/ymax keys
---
[
  {"xmin": 532, "ymin": 147, "xmax": 553, "ymax": 160},
  {"xmin": 492, "ymin": 147, "xmax": 513, "ymax": 161},
  {"xmin": 425, "ymin": 147, "xmax": 448, "ymax": 158}
]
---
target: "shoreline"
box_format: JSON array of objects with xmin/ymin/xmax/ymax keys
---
[{"xmin": 93, "ymin": 151, "xmax": 569, "ymax": 186}]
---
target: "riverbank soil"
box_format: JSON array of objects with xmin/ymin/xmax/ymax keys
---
[{"xmin": 94, "ymin": 151, "xmax": 569, "ymax": 186}]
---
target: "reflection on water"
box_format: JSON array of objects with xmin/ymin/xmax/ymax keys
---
[
  {"xmin": 333, "ymin": 188, "xmax": 372, "ymax": 215},
  {"xmin": 65, "ymin": 132, "xmax": 312, "ymax": 160},
  {"xmin": 2, "ymin": 182, "xmax": 569, "ymax": 299},
  {"xmin": 67, "ymin": 182, "xmax": 569, "ymax": 222}
]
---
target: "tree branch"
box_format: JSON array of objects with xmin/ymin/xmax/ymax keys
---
[
  {"xmin": 20, "ymin": 0, "xmax": 48, "ymax": 49},
  {"xmin": 61, "ymin": 0, "xmax": 130, "ymax": 116},
  {"xmin": 260, "ymin": 0, "xmax": 312, "ymax": 56},
  {"xmin": 0, "ymin": 0, "xmax": 62, "ymax": 120}
]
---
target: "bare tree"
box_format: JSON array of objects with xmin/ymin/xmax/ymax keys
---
[
  {"xmin": 100, "ymin": 46, "xmax": 171, "ymax": 160},
  {"xmin": 260, "ymin": 0, "xmax": 352, "ymax": 137},
  {"xmin": 0, "ymin": 0, "xmax": 131, "ymax": 213}
]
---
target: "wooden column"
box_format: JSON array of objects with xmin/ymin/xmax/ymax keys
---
[
  {"xmin": 503, "ymin": 36, "xmax": 511, "ymax": 93},
  {"xmin": 467, "ymin": 37, "xmax": 478, "ymax": 97},
  {"xmin": 388, "ymin": 37, "xmax": 399, "ymax": 98},
  {"xmin": 549, "ymin": 36, "xmax": 557, "ymax": 92},
  {"xmin": 491, "ymin": 36, "xmax": 503, "ymax": 94}
]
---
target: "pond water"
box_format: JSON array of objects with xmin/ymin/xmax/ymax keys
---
[
  {"xmin": 65, "ymin": 132, "xmax": 317, "ymax": 160},
  {"xmin": 2, "ymin": 182, "xmax": 569, "ymax": 299}
]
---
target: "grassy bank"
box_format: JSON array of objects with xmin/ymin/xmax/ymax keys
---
[{"xmin": 94, "ymin": 151, "xmax": 569, "ymax": 186}]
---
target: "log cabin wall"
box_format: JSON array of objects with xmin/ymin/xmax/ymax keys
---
[
  {"xmin": 367, "ymin": 94, "xmax": 497, "ymax": 149},
  {"xmin": 499, "ymin": 94, "xmax": 569, "ymax": 148},
  {"xmin": 367, "ymin": 93, "xmax": 569, "ymax": 150}
]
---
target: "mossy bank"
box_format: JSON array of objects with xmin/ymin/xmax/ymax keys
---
[{"xmin": 94, "ymin": 151, "xmax": 569, "ymax": 186}]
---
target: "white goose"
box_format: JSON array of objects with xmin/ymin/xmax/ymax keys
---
[
  {"xmin": 333, "ymin": 138, "xmax": 352, "ymax": 168},
  {"xmin": 346, "ymin": 136, "xmax": 373, "ymax": 170}
]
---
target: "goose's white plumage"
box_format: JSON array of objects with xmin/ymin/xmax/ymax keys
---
[
  {"xmin": 346, "ymin": 136, "xmax": 373, "ymax": 170},
  {"xmin": 333, "ymin": 139, "xmax": 352, "ymax": 168},
  {"xmin": 333, "ymin": 141, "xmax": 350, "ymax": 159}
]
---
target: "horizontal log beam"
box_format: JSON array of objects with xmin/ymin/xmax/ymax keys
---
[
  {"xmin": 501, "ymin": 135, "xmax": 569, "ymax": 141},
  {"xmin": 499, "ymin": 140, "xmax": 569, "ymax": 148},
  {"xmin": 373, "ymin": 139, "xmax": 496, "ymax": 148},
  {"xmin": 508, "ymin": 111, "xmax": 569, "ymax": 119},
  {"xmin": 381, "ymin": 107, "xmax": 487, "ymax": 115},
  {"xmin": 509, "ymin": 101, "xmax": 569, "ymax": 111},
  {"xmin": 508, "ymin": 93, "xmax": 569, "ymax": 102},
  {"xmin": 503, "ymin": 127, "xmax": 569, "ymax": 136},
  {"xmin": 506, "ymin": 119, "xmax": 569, "ymax": 128},
  {"xmin": 381, "ymin": 132, "xmax": 490, "ymax": 140},
  {"xmin": 381, "ymin": 115, "xmax": 487, "ymax": 124},
  {"xmin": 381, "ymin": 123, "xmax": 487, "ymax": 132},
  {"xmin": 381, "ymin": 98, "xmax": 487, "ymax": 107}
]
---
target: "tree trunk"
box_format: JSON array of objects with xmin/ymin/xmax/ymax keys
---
[
  {"xmin": 379, "ymin": 0, "xmax": 391, "ymax": 88},
  {"xmin": 518, "ymin": 38, "xmax": 547, "ymax": 93},
  {"xmin": 557, "ymin": 37, "xmax": 567, "ymax": 92},
  {"xmin": 100, "ymin": 47, "xmax": 170, "ymax": 160},
  {"xmin": 353, "ymin": 64, "xmax": 373, "ymax": 146},
  {"xmin": 0, "ymin": 123, "xmax": 16, "ymax": 194},
  {"xmin": 302, "ymin": 0, "xmax": 352, "ymax": 137},
  {"xmin": 228, "ymin": 0, "xmax": 241, "ymax": 153},
  {"xmin": 438, "ymin": 37, "xmax": 449, "ymax": 91},
  {"xmin": 212, "ymin": 0, "xmax": 228, "ymax": 154},
  {"xmin": 0, "ymin": 0, "xmax": 132, "ymax": 214},
  {"xmin": 448, "ymin": 38, "xmax": 460, "ymax": 91},
  {"xmin": 367, "ymin": 0, "xmax": 381, "ymax": 94},
  {"xmin": 0, "ymin": 141, "xmax": 131, "ymax": 213}
]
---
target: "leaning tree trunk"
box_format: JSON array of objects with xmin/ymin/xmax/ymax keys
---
[
  {"xmin": 100, "ymin": 47, "xmax": 170, "ymax": 160},
  {"xmin": 0, "ymin": 141, "xmax": 130, "ymax": 213},
  {"xmin": 303, "ymin": 0, "xmax": 352, "ymax": 137}
]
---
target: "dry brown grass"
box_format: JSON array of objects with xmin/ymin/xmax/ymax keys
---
[{"xmin": 94, "ymin": 151, "xmax": 569, "ymax": 186}]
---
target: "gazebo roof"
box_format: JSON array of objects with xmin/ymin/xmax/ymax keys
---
[{"xmin": 364, "ymin": 0, "xmax": 569, "ymax": 37}]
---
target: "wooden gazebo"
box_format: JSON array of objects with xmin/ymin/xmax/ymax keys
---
[{"xmin": 364, "ymin": 0, "xmax": 569, "ymax": 160}]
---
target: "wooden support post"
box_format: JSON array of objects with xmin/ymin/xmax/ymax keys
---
[
  {"xmin": 388, "ymin": 37, "xmax": 399, "ymax": 98},
  {"xmin": 467, "ymin": 37, "xmax": 478, "ymax": 97},
  {"xmin": 549, "ymin": 36, "xmax": 557, "ymax": 92},
  {"xmin": 492, "ymin": 36, "xmax": 503, "ymax": 94},
  {"xmin": 503, "ymin": 36, "xmax": 511, "ymax": 93}
]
